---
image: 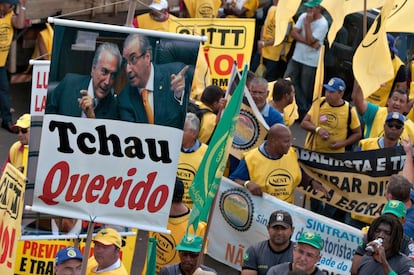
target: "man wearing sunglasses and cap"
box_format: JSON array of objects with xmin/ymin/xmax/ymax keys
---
[
  {"xmin": 0, "ymin": 0, "xmax": 26, "ymax": 132},
  {"xmin": 2, "ymin": 113, "xmax": 30, "ymax": 175},
  {"xmin": 349, "ymin": 112, "xmax": 408, "ymax": 229},
  {"xmin": 358, "ymin": 112, "xmax": 405, "ymax": 151}
]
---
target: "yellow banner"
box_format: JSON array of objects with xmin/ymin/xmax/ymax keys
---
[
  {"xmin": 14, "ymin": 234, "xmax": 137, "ymax": 275},
  {"xmin": 352, "ymin": 0, "xmax": 395, "ymax": 98},
  {"xmin": 169, "ymin": 18, "xmax": 255, "ymax": 89},
  {"xmin": 296, "ymin": 146, "xmax": 405, "ymax": 219},
  {"xmin": 0, "ymin": 164, "xmax": 26, "ymax": 275}
]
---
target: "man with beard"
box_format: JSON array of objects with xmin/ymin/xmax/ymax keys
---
[{"xmin": 241, "ymin": 210, "xmax": 295, "ymax": 275}]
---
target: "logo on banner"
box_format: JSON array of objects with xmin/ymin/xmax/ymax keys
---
[
  {"xmin": 219, "ymin": 188, "xmax": 253, "ymax": 232},
  {"xmin": 152, "ymin": 232, "xmax": 177, "ymax": 266},
  {"xmin": 232, "ymin": 110, "xmax": 260, "ymax": 151},
  {"xmin": 267, "ymin": 169, "xmax": 293, "ymax": 187}
]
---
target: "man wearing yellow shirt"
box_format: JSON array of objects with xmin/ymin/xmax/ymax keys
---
[
  {"xmin": 352, "ymin": 80, "xmax": 414, "ymax": 142},
  {"xmin": 86, "ymin": 228, "xmax": 128, "ymax": 275},
  {"xmin": 177, "ymin": 113, "xmax": 208, "ymax": 207},
  {"xmin": 0, "ymin": 0, "xmax": 26, "ymax": 132},
  {"xmin": 132, "ymin": 0, "xmax": 177, "ymax": 32},
  {"xmin": 2, "ymin": 113, "xmax": 30, "ymax": 175}
]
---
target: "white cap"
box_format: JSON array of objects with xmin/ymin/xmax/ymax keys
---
[{"xmin": 149, "ymin": 0, "xmax": 168, "ymax": 11}]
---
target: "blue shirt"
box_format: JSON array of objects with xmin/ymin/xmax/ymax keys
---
[{"xmin": 262, "ymin": 103, "xmax": 284, "ymax": 127}]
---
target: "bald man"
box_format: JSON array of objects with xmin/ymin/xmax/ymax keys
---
[{"xmin": 230, "ymin": 124, "xmax": 320, "ymax": 203}]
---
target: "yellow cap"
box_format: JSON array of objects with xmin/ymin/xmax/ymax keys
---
[
  {"xmin": 13, "ymin": 113, "xmax": 31, "ymax": 129},
  {"xmin": 93, "ymin": 228, "xmax": 122, "ymax": 248}
]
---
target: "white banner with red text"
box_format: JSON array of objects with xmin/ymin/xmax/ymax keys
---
[{"xmin": 32, "ymin": 115, "xmax": 181, "ymax": 233}]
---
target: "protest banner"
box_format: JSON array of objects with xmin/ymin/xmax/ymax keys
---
[
  {"xmin": 207, "ymin": 177, "xmax": 363, "ymax": 274},
  {"xmin": 169, "ymin": 18, "xmax": 255, "ymax": 89},
  {"xmin": 30, "ymin": 60, "xmax": 50, "ymax": 115},
  {"xmin": 14, "ymin": 233, "xmax": 136, "ymax": 275},
  {"xmin": 296, "ymin": 146, "xmax": 406, "ymax": 219},
  {"xmin": 27, "ymin": 18, "xmax": 202, "ymax": 236},
  {"xmin": 33, "ymin": 115, "xmax": 181, "ymax": 232},
  {"xmin": 0, "ymin": 164, "xmax": 26, "ymax": 275}
]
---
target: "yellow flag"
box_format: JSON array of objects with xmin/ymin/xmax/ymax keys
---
[
  {"xmin": 304, "ymin": 45, "xmax": 324, "ymax": 150},
  {"xmin": 274, "ymin": 0, "xmax": 301, "ymax": 45},
  {"xmin": 386, "ymin": 0, "xmax": 414, "ymax": 32},
  {"xmin": 352, "ymin": 0, "xmax": 395, "ymax": 98},
  {"xmin": 311, "ymin": 45, "xmax": 325, "ymax": 126},
  {"xmin": 322, "ymin": 0, "xmax": 384, "ymax": 46}
]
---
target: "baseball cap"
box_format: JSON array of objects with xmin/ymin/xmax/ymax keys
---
[
  {"xmin": 387, "ymin": 34, "xmax": 398, "ymax": 54},
  {"xmin": 382, "ymin": 200, "xmax": 406, "ymax": 218},
  {"xmin": 303, "ymin": 0, "xmax": 322, "ymax": 8},
  {"xmin": 149, "ymin": 0, "xmax": 168, "ymax": 11},
  {"xmin": 297, "ymin": 232, "xmax": 323, "ymax": 250},
  {"xmin": 55, "ymin": 247, "xmax": 83, "ymax": 265},
  {"xmin": 385, "ymin": 112, "xmax": 405, "ymax": 124},
  {"xmin": 13, "ymin": 114, "xmax": 31, "ymax": 129},
  {"xmin": 93, "ymin": 228, "xmax": 122, "ymax": 248},
  {"xmin": 176, "ymin": 234, "xmax": 203, "ymax": 252},
  {"xmin": 268, "ymin": 210, "xmax": 293, "ymax": 229},
  {"xmin": 323, "ymin": 77, "xmax": 346, "ymax": 93}
]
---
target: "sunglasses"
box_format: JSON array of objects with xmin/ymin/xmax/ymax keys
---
[
  {"xmin": 386, "ymin": 121, "xmax": 403, "ymax": 130},
  {"xmin": 17, "ymin": 128, "xmax": 28, "ymax": 134},
  {"xmin": 180, "ymin": 251, "xmax": 200, "ymax": 258}
]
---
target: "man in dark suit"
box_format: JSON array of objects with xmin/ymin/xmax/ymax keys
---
[
  {"xmin": 45, "ymin": 42, "xmax": 122, "ymax": 119},
  {"xmin": 118, "ymin": 33, "xmax": 190, "ymax": 129}
]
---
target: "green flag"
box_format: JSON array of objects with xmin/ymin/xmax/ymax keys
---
[
  {"xmin": 188, "ymin": 64, "xmax": 248, "ymax": 232},
  {"xmin": 145, "ymin": 237, "xmax": 157, "ymax": 275}
]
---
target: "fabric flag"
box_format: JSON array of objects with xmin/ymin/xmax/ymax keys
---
[
  {"xmin": 274, "ymin": 0, "xmax": 301, "ymax": 45},
  {"xmin": 304, "ymin": 45, "xmax": 324, "ymax": 150},
  {"xmin": 322, "ymin": 0, "xmax": 385, "ymax": 46},
  {"xmin": 386, "ymin": 0, "xmax": 414, "ymax": 33},
  {"xmin": 352, "ymin": 0, "xmax": 395, "ymax": 98},
  {"xmin": 188, "ymin": 64, "xmax": 248, "ymax": 233},
  {"xmin": 145, "ymin": 237, "xmax": 157, "ymax": 275}
]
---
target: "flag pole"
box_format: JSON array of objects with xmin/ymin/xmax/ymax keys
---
[
  {"xmin": 363, "ymin": 0, "xmax": 367, "ymax": 37},
  {"xmin": 125, "ymin": 0, "xmax": 137, "ymax": 26}
]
